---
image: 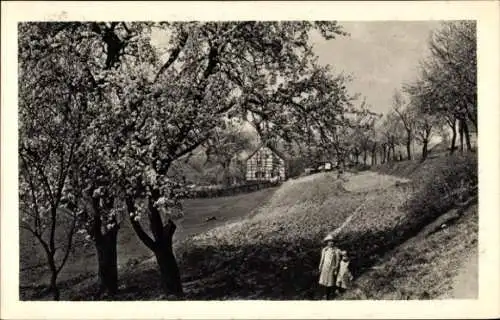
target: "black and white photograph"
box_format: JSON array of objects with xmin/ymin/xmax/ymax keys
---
[{"xmin": 1, "ymin": 1, "xmax": 499, "ymax": 319}]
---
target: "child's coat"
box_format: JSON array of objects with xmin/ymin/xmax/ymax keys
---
[
  {"xmin": 336, "ymin": 258, "xmax": 354, "ymax": 289},
  {"xmin": 318, "ymin": 247, "xmax": 341, "ymax": 287}
]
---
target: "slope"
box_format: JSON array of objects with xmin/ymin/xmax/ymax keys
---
[{"xmin": 47, "ymin": 154, "xmax": 478, "ymax": 301}]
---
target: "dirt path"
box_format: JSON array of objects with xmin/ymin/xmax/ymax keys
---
[
  {"xmin": 322, "ymin": 170, "xmax": 409, "ymax": 237},
  {"xmin": 450, "ymin": 251, "xmax": 478, "ymax": 298},
  {"xmin": 342, "ymin": 171, "xmax": 410, "ymax": 193}
]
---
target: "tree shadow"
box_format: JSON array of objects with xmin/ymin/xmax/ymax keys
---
[
  {"xmin": 173, "ymin": 224, "xmax": 432, "ymax": 300},
  {"xmin": 64, "ymin": 195, "xmax": 477, "ymax": 301}
]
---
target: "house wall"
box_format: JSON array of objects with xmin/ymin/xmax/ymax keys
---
[{"xmin": 246, "ymin": 147, "xmax": 286, "ymax": 181}]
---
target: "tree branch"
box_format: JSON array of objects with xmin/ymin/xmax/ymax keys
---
[
  {"xmin": 56, "ymin": 216, "xmax": 77, "ymax": 274},
  {"xmin": 126, "ymin": 196, "xmax": 156, "ymax": 251},
  {"xmin": 147, "ymin": 192, "xmax": 165, "ymax": 243},
  {"xmin": 20, "ymin": 223, "xmax": 52, "ymax": 260},
  {"xmin": 154, "ymin": 31, "xmax": 189, "ymax": 83}
]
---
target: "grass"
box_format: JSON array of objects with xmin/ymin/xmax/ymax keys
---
[
  {"xmin": 341, "ymin": 204, "xmax": 478, "ymax": 300},
  {"xmin": 67, "ymin": 171, "xmax": 416, "ymax": 300},
  {"xmin": 20, "ymin": 187, "xmax": 277, "ymax": 300},
  {"xmin": 371, "ymin": 152, "xmax": 476, "ymax": 180},
  {"xmin": 21, "ymin": 153, "xmax": 478, "ymax": 301}
]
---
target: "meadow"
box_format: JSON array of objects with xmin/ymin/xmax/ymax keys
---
[{"xmin": 20, "ymin": 154, "xmax": 478, "ymax": 301}]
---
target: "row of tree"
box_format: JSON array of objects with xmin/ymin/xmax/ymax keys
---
[
  {"xmin": 337, "ymin": 21, "xmax": 476, "ymax": 167},
  {"xmin": 19, "ymin": 21, "xmax": 360, "ymax": 300}
]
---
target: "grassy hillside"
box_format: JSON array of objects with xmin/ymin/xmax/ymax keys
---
[
  {"xmin": 371, "ymin": 153, "xmax": 476, "ymax": 180},
  {"xmin": 342, "ymin": 204, "xmax": 478, "ymax": 299},
  {"xmin": 21, "ymin": 153, "xmax": 478, "ymax": 301},
  {"xmin": 67, "ymin": 171, "xmax": 413, "ymax": 300}
]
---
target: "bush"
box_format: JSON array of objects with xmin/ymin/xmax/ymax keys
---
[
  {"xmin": 403, "ymin": 154, "xmax": 477, "ymax": 227},
  {"xmin": 349, "ymin": 163, "xmax": 371, "ymax": 174},
  {"xmin": 287, "ymin": 157, "xmax": 308, "ymax": 178},
  {"xmin": 357, "ymin": 163, "xmax": 371, "ymax": 171}
]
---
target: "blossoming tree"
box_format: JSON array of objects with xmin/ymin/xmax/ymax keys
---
[{"xmin": 20, "ymin": 21, "xmax": 356, "ymax": 298}]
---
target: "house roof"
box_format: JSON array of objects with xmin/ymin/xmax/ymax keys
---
[{"xmin": 246, "ymin": 143, "xmax": 287, "ymax": 162}]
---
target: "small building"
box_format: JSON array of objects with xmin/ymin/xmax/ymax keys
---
[
  {"xmin": 245, "ymin": 145, "xmax": 286, "ymax": 182},
  {"xmin": 318, "ymin": 162, "xmax": 333, "ymax": 171}
]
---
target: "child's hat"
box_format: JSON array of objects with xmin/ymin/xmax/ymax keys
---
[{"xmin": 323, "ymin": 234, "xmax": 334, "ymax": 242}]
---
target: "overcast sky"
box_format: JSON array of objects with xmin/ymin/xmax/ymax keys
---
[{"xmin": 311, "ymin": 21, "xmax": 441, "ymax": 115}]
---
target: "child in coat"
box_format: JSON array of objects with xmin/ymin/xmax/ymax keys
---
[
  {"xmin": 318, "ymin": 234, "xmax": 341, "ymax": 300},
  {"xmin": 336, "ymin": 250, "xmax": 354, "ymax": 294}
]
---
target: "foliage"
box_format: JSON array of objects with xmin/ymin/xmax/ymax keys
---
[
  {"xmin": 203, "ymin": 121, "xmax": 255, "ymax": 185},
  {"xmin": 419, "ymin": 21, "xmax": 476, "ymax": 128},
  {"xmin": 402, "ymin": 154, "xmax": 477, "ymax": 226},
  {"xmin": 19, "ymin": 21, "xmax": 357, "ymax": 296},
  {"xmin": 18, "ymin": 22, "xmax": 102, "ymax": 299},
  {"xmin": 404, "ymin": 21, "xmax": 476, "ymax": 153}
]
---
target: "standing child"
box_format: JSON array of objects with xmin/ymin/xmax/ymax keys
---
[
  {"xmin": 318, "ymin": 234, "xmax": 341, "ymax": 300},
  {"xmin": 336, "ymin": 250, "xmax": 354, "ymax": 294}
]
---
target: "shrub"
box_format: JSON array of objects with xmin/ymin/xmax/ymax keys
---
[
  {"xmin": 355, "ymin": 163, "xmax": 371, "ymax": 172},
  {"xmin": 403, "ymin": 154, "xmax": 477, "ymax": 227},
  {"xmin": 287, "ymin": 157, "xmax": 308, "ymax": 178}
]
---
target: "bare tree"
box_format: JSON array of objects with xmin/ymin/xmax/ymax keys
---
[{"xmin": 392, "ymin": 91, "xmax": 415, "ymax": 160}]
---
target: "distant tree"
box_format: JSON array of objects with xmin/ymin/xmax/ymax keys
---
[
  {"xmin": 380, "ymin": 112, "xmax": 402, "ymax": 163},
  {"xmin": 204, "ymin": 122, "xmax": 254, "ymax": 185},
  {"xmin": 392, "ymin": 91, "xmax": 415, "ymax": 160},
  {"xmin": 414, "ymin": 112, "xmax": 440, "ymax": 161},
  {"xmin": 404, "ymin": 80, "xmax": 444, "ymax": 161}
]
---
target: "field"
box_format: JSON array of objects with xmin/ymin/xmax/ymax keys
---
[{"xmin": 20, "ymin": 155, "xmax": 478, "ymax": 301}]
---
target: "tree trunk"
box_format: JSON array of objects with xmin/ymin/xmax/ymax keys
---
[
  {"xmin": 391, "ymin": 144, "xmax": 397, "ymax": 161},
  {"xmin": 127, "ymin": 194, "xmax": 184, "ymax": 298},
  {"xmin": 363, "ymin": 150, "xmax": 367, "ymax": 165},
  {"xmin": 48, "ymin": 259, "xmax": 60, "ymax": 300},
  {"xmin": 88, "ymin": 196, "xmax": 120, "ymax": 297},
  {"xmin": 450, "ymin": 119, "xmax": 457, "ymax": 154},
  {"xmin": 459, "ymin": 118, "xmax": 464, "ymax": 153},
  {"xmin": 31, "ymin": 214, "xmax": 76, "ymax": 301},
  {"xmin": 371, "ymin": 148, "xmax": 376, "ymax": 166},
  {"xmin": 154, "ymin": 220, "xmax": 183, "ymax": 297},
  {"xmin": 462, "ymin": 119, "xmax": 472, "ymax": 151},
  {"xmin": 95, "ymin": 226, "xmax": 119, "ymax": 297},
  {"xmin": 222, "ymin": 161, "xmax": 231, "ymax": 186},
  {"xmin": 421, "ymin": 139, "xmax": 429, "ymax": 161},
  {"xmin": 406, "ymin": 135, "xmax": 412, "ymax": 160}
]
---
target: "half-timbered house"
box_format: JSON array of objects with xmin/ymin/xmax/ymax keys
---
[{"xmin": 245, "ymin": 145, "xmax": 286, "ymax": 182}]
